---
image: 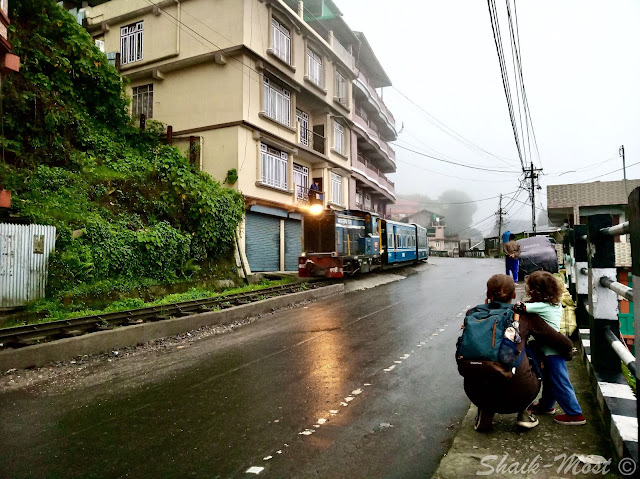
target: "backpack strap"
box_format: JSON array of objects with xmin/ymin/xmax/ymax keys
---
[{"xmin": 511, "ymin": 347, "xmax": 526, "ymax": 374}]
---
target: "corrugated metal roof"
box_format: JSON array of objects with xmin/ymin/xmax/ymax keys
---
[{"xmin": 547, "ymin": 179, "xmax": 640, "ymax": 208}]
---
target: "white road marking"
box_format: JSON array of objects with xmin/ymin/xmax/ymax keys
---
[
  {"xmin": 330, "ymin": 410, "xmax": 339, "ymax": 415},
  {"xmin": 340, "ymin": 401, "xmax": 348, "ymax": 407},
  {"xmin": 439, "ymin": 328, "xmax": 445, "ymax": 332},
  {"xmin": 400, "ymin": 354, "xmax": 410, "ymax": 359},
  {"xmin": 364, "ymin": 383, "xmax": 371, "ymax": 386},
  {"xmin": 345, "ymin": 396, "xmax": 354, "ymax": 402},
  {"xmin": 246, "ymin": 466, "xmax": 264, "ymax": 474},
  {"xmin": 383, "ymin": 365, "xmax": 396, "ymax": 372},
  {"xmin": 394, "ymin": 361, "xmax": 402, "ymax": 364},
  {"xmin": 317, "ymin": 418, "xmax": 327, "ymax": 424},
  {"xmin": 263, "ymin": 456, "xmax": 272, "ymax": 461},
  {"xmin": 432, "ymin": 333, "xmax": 438, "ymax": 336},
  {"xmin": 417, "ymin": 344, "xmax": 423, "ymax": 347},
  {"xmin": 352, "ymin": 389, "xmax": 363, "ymax": 395},
  {"xmin": 298, "ymin": 429, "xmax": 315, "ymax": 435}
]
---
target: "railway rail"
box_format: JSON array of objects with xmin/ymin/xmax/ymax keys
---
[{"xmin": 0, "ymin": 281, "xmax": 331, "ymax": 350}]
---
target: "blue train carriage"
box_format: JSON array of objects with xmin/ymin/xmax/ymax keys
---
[
  {"xmin": 415, "ymin": 224, "xmax": 429, "ymax": 261},
  {"xmin": 299, "ymin": 210, "xmax": 381, "ymax": 278},
  {"xmin": 382, "ymin": 220, "xmax": 428, "ymax": 265}
]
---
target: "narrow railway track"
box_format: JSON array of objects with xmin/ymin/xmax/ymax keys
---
[{"xmin": 0, "ymin": 281, "xmax": 332, "ymax": 350}]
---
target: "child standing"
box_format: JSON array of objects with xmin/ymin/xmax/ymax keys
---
[{"xmin": 515, "ymin": 271, "xmax": 586, "ymax": 425}]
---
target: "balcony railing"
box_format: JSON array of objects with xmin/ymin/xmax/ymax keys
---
[
  {"xmin": 296, "ymin": 184, "xmax": 325, "ymax": 204},
  {"xmin": 355, "ymin": 70, "xmax": 396, "ymax": 126},
  {"xmin": 353, "ymin": 112, "xmax": 396, "ymax": 165},
  {"xmin": 333, "ymin": 38, "xmax": 355, "ymax": 71},
  {"xmin": 297, "ymin": 122, "xmax": 326, "ymax": 155},
  {"xmin": 354, "ymin": 151, "xmax": 395, "ymax": 196}
]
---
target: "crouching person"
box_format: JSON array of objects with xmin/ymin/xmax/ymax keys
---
[{"xmin": 457, "ymin": 274, "xmax": 573, "ymax": 432}]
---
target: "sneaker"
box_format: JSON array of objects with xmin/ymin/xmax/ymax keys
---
[
  {"xmin": 474, "ymin": 408, "xmax": 494, "ymax": 432},
  {"xmin": 554, "ymin": 414, "xmax": 586, "ymax": 425},
  {"xmin": 516, "ymin": 412, "xmax": 539, "ymax": 429},
  {"xmin": 528, "ymin": 403, "xmax": 556, "ymax": 415}
]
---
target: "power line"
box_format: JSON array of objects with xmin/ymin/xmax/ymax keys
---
[
  {"xmin": 391, "ymin": 87, "xmax": 520, "ymax": 167},
  {"xmin": 396, "ymin": 190, "xmax": 519, "ymax": 206},
  {"xmin": 577, "ymin": 161, "xmax": 640, "ymax": 183},
  {"xmin": 394, "ymin": 157, "xmax": 521, "ymax": 183},
  {"xmin": 394, "ymin": 144, "xmax": 521, "ymax": 174}
]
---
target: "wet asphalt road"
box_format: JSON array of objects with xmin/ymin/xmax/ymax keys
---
[{"xmin": 0, "ymin": 257, "xmax": 504, "ymax": 479}]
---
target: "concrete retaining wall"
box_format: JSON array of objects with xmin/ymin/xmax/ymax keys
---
[{"xmin": 0, "ymin": 284, "xmax": 344, "ymax": 371}]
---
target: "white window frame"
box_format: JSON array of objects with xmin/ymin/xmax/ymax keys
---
[
  {"xmin": 335, "ymin": 70, "xmax": 347, "ymax": 104},
  {"xmin": 271, "ymin": 17, "xmax": 291, "ymax": 65},
  {"xmin": 95, "ymin": 39, "xmax": 105, "ymax": 53},
  {"xmin": 333, "ymin": 121, "xmax": 345, "ymax": 155},
  {"xmin": 307, "ymin": 48, "xmax": 323, "ymax": 87},
  {"xmin": 132, "ymin": 84, "xmax": 153, "ymax": 119},
  {"xmin": 293, "ymin": 163, "xmax": 309, "ymax": 199},
  {"xmin": 261, "ymin": 143, "xmax": 288, "ymax": 190},
  {"xmin": 263, "ymin": 77, "xmax": 291, "ymax": 127},
  {"xmin": 331, "ymin": 172, "xmax": 342, "ymax": 206},
  {"xmin": 120, "ymin": 21, "xmax": 143, "ymax": 65},
  {"xmin": 296, "ymin": 109, "xmax": 310, "ymax": 147}
]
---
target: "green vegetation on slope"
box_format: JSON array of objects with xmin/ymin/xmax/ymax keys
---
[{"xmin": 0, "ymin": 0, "xmax": 245, "ymax": 303}]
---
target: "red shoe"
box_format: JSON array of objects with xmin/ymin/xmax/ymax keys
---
[
  {"xmin": 554, "ymin": 414, "xmax": 586, "ymax": 425},
  {"xmin": 528, "ymin": 403, "xmax": 556, "ymax": 415}
]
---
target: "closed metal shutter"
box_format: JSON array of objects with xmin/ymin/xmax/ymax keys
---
[
  {"xmin": 284, "ymin": 219, "xmax": 302, "ymax": 271},
  {"xmin": 246, "ymin": 213, "xmax": 280, "ymax": 272}
]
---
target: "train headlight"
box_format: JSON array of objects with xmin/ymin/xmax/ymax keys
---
[{"xmin": 309, "ymin": 204, "xmax": 323, "ymax": 215}]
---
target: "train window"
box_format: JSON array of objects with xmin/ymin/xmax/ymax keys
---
[{"xmin": 396, "ymin": 234, "xmax": 400, "ymax": 247}]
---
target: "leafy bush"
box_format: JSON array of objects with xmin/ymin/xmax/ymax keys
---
[{"xmin": 1, "ymin": 0, "xmax": 245, "ymax": 298}]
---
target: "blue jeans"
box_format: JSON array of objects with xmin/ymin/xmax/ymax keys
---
[
  {"xmin": 538, "ymin": 354, "xmax": 583, "ymax": 416},
  {"xmin": 506, "ymin": 258, "xmax": 519, "ymax": 281}
]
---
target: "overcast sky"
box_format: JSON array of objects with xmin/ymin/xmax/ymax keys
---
[{"xmin": 338, "ymin": 0, "xmax": 640, "ymax": 235}]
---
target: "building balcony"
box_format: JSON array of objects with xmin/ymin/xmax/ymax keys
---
[
  {"xmin": 352, "ymin": 153, "xmax": 395, "ymax": 201},
  {"xmin": 353, "ymin": 70, "xmax": 396, "ymax": 139},
  {"xmin": 353, "ymin": 110, "xmax": 396, "ymax": 173},
  {"xmin": 296, "ymin": 121, "xmax": 327, "ymax": 157}
]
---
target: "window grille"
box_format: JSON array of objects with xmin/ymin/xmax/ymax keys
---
[
  {"xmin": 120, "ymin": 21, "xmax": 143, "ymax": 65},
  {"xmin": 307, "ymin": 48, "xmax": 322, "ymax": 87},
  {"xmin": 331, "ymin": 172, "xmax": 342, "ymax": 205},
  {"xmin": 95, "ymin": 40, "xmax": 105, "ymax": 53},
  {"xmin": 335, "ymin": 70, "xmax": 347, "ymax": 104},
  {"xmin": 296, "ymin": 109, "xmax": 310, "ymax": 147},
  {"xmin": 271, "ymin": 18, "xmax": 291, "ymax": 64},
  {"xmin": 263, "ymin": 78, "xmax": 291, "ymax": 126},
  {"xmin": 261, "ymin": 143, "xmax": 288, "ymax": 190},
  {"xmin": 333, "ymin": 121, "xmax": 345, "ymax": 155},
  {"xmin": 293, "ymin": 163, "xmax": 309, "ymax": 199},
  {"xmin": 132, "ymin": 84, "xmax": 153, "ymax": 119}
]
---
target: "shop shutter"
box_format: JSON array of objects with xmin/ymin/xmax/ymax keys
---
[
  {"xmin": 246, "ymin": 213, "xmax": 280, "ymax": 272},
  {"xmin": 284, "ymin": 219, "xmax": 302, "ymax": 271}
]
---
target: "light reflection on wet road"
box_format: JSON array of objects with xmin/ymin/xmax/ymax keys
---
[{"xmin": 0, "ymin": 257, "xmax": 504, "ymax": 478}]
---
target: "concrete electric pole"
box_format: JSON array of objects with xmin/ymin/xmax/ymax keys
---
[{"xmin": 523, "ymin": 163, "xmax": 543, "ymax": 233}]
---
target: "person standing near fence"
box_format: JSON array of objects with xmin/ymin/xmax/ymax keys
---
[{"xmin": 504, "ymin": 234, "xmax": 521, "ymax": 282}]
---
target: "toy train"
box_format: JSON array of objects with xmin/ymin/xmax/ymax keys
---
[{"xmin": 298, "ymin": 209, "xmax": 429, "ymax": 278}]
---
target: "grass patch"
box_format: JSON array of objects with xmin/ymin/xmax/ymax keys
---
[
  {"xmin": 622, "ymin": 362, "xmax": 637, "ymax": 393},
  {"xmin": 4, "ymin": 279, "xmax": 295, "ymax": 328}
]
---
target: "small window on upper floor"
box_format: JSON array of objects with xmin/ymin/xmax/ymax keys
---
[
  {"xmin": 263, "ymin": 77, "xmax": 291, "ymax": 127},
  {"xmin": 132, "ymin": 84, "xmax": 153, "ymax": 119},
  {"xmin": 121, "ymin": 21, "xmax": 143, "ymax": 65},
  {"xmin": 333, "ymin": 121, "xmax": 345, "ymax": 155},
  {"xmin": 271, "ymin": 17, "xmax": 291, "ymax": 65},
  {"xmin": 331, "ymin": 172, "xmax": 342, "ymax": 206},
  {"xmin": 335, "ymin": 70, "xmax": 347, "ymax": 106},
  {"xmin": 95, "ymin": 39, "xmax": 105, "ymax": 53},
  {"xmin": 307, "ymin": 48, "xmax": 323, "ymax": 87}
]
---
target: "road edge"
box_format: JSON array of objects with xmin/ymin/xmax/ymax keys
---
[{"xmin": 0, "ymin": 283, "xmax": 344, "ymax": 371}]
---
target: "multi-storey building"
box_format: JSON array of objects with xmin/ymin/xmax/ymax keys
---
[
  {"xmin": 0, "ymin": 0, "xmax": 20, "ymax": 84},
  {"xmin": 350, "ymin": 32, "xmax": 396, "ymax": 216},
  {"xmin": 81, "ymin": 0, "xmax": 395, "ymax": 273}
]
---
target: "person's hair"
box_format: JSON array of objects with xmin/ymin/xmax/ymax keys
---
[
  {"xmin": 486, "ymin": 274, "xmax": 516, "ymax": 303},
  {"xmin": 509, "ymin": 234, "xmax": 516, "ymax": 241},
  {"xmin": 525, "ymin": 270, "xmax": 563, "ymax": 305}
]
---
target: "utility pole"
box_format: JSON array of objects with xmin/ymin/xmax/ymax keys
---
[
  {"xmin": 620, "ymin": 145, "xmax": 628, "ymax": 199},
  {"xmin": 523, "ymin": 163, "xmax": 543, "ymax": 233},
  {"xmin": 497, "ymin": 193, "xmax": 505, "ymax": 250}
]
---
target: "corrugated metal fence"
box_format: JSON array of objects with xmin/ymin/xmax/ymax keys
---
[{"xmin": 0, "ymin": 224, "xmax": 56, "ymax": 308}]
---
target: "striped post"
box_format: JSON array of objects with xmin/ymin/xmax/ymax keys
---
[
  {"xmin": 629, "ymin": 187, "xmax": 640, "ymax": 437},
  {"xmin": 574, "ymin": 225, "xmax": 589, "ymax": 328},
  {"xmin": 587, "ymin": 214, "xmax": 621, "ymax": 376}
]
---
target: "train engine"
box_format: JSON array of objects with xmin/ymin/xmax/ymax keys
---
[{"xmin": 298, "ymin": 210, "xmax": 381, "ymax": 278}]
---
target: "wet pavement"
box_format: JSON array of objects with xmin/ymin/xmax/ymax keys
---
[{"xmin": 2, "ymin": 258, "xmax": 505, "ymax": 478}]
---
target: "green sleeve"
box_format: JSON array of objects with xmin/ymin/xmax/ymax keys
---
[{"xmin": 523, "ymin": 302, "xmax": 549, "ymax": 314}]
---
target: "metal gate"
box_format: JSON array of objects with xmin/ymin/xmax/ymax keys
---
[
  {"xmin": 0, "ymin": 223, "xmax": 56, "ymax": 308},
  {"xmin": 284, "ymin": 219, "xmax": 302, "ymax": 271},
  {"xmin": 245, "ymin": 213, "xmax": 279, "ymax": 272}
]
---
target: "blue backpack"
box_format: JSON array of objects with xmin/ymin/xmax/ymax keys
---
[{"xmin": 456, "ymin": 302, "xmax": 524, "ymax": 380}]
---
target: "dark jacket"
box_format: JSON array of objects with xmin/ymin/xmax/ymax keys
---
[{"xmin": 463, "ymin": 311, "xmax": 573, "ymax": 414}]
